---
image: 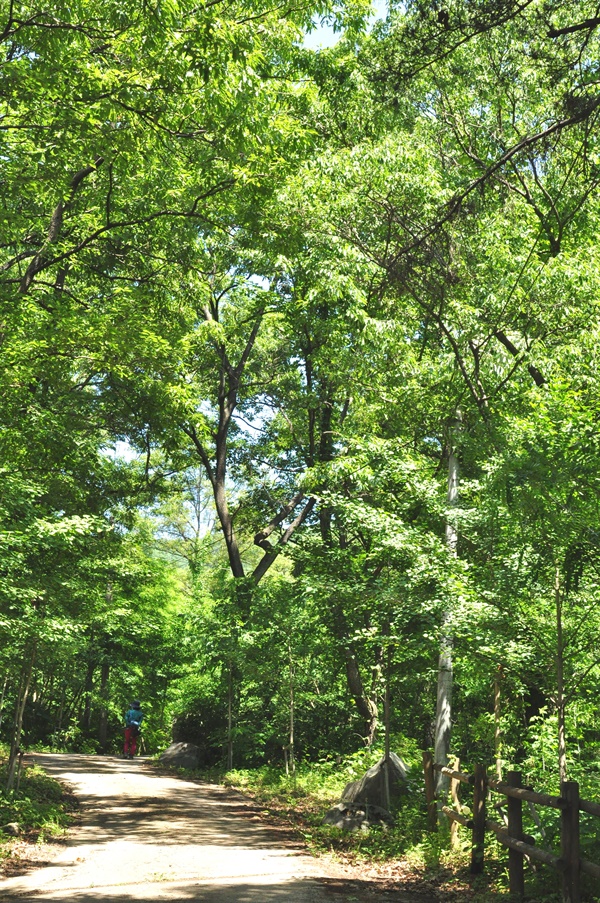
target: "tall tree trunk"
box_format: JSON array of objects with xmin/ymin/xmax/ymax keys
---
[
  {"xmin": 0, "ymin": 676, "xmax": 9, "ymax": 733},
  {"xmin": 6, "ymin": 641, "xmax": 36, "ymax": 792},
  {"xmin": 495, "ymin": 668, "xmax": 503, "ymax": 780},
  {"xmin": 227, "ymin": 664, "xmax": 233, "ymax": 770},
  {"xmin": 383, "ymin": 644, "xmax": 391, "ymax": 812},
  {"xmin": 55, "ymin": 682, "xmax": 66, "ymax": 734},
  {"xmin": 288, "ymin": 644, "xmax": 295, "ymax": 775},
  {"xmin": 83, "ymin": 658, "xmax": 95, "ymax": 730},
  {"xmin": 555, "ymin": 567, "xmax": 568, "ymax": 783},
  {"xmin": 98, "ymin": 660, "xmax": 110, "ymax": 751},
  {"xmin": 344, "ymin": 649, "xmax": 378, "ymax": 745},
  {"xmin": 434, "ymin": 414, "xmax": 460, "ymax": 799},
  {"xmin": 213, "ymin": 479, "xmax": 245, "ymax": 579}
]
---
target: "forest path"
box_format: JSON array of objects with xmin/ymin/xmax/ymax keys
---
[{"xmin": 1, "ymin": 753, "xmax": 431, "ymax": 903}]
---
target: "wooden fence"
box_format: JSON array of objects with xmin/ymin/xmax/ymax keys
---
[{"xmin": 422, "ymin": 752, "xmax": 600, "ymax": 903}]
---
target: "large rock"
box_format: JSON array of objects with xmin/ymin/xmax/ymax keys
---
[
  {"xmin": 322, "ymin": 801, "xmax": 393, "ymax": 833},
  {"xmin": 341, "ymin": 752, "xmax": 408, "ymax": 810},
  {"xmin": 159, "ymin": 742, "xmax": 200, "ymax": 769}
]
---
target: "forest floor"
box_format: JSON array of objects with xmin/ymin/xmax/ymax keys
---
[{"xmin": 0, "ymin": 754, "xmax": 486, "ymax": 903}]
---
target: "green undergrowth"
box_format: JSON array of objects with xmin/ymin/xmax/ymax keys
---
[
  {"xmin": 199, "ymin": 743, "xmax": 427, "ymax": 859},
  {"xmin": 0, "ymin": 753, "xmax": 76, "ymax": 860},
  {"xmin": 194, "ymin": 750, "xmax": 600, "ymax": 902}
]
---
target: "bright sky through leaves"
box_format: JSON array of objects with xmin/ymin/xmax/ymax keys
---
[{"xmin": 303, "ymin": 0, "xmax": 387, "ymax": 48}]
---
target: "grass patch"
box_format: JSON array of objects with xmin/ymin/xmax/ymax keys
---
[{"xmin": 0, "ymin": 756, "xmax": 77, "ymax": 859}]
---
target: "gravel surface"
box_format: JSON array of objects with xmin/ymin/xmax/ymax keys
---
[{"xmin": 1, "ymin": 754, "xmax": 433, "ymax": 903}]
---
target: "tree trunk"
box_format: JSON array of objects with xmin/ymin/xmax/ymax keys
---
[
  {"xmin": 344, "ymin": 649, "xmax": 378, "ymax": 745},
  {"xmin": 434, "ymin": 414, "xmax": 460, "ymax": 800},
  {"xmin": 434, "ymin": 638, "xmax": 453, "ymax": 794},
  {"xmin": 55, "ymin": 682, "xmax": 66, "ymax": 733},
  {"xmin": 213, "ymin": 478, "xmax": 245, "ymax": 579},
  {"xmin": 227, "ymin": 664, "xmax": 233, "ymax": 770},
  {"xmin": 0, "ymin": 676, "xmax": 9, "ymax": 733},
  {"xmin": 98, "ymin": 660, "xmax": 110, "ymax": 751},
  {"xmin": 495, "ymin": 669, "xmax": 503, "ymax": 780},
  {"xmin": 288, "ymin": 644, "xmax": 295, "ymax": 775},
  {"xmin": 83, "ymin": 658, "xmax": 95, "ymax": 730},
  {"xmin": 556, "ymin": 567, "xmax": 568, "ymax": 783},
  {"xmin": 383, "ymin": 645, "xmax": 391, "ymax": 812},
  {"xmin": 6, "ymin": 641, "xmax": 36, "ymax": 792}
]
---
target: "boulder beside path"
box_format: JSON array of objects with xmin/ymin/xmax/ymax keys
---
[
  {"xmin": 158, "ymin": 741, "xmax": 200, "ymax": 769},
  {"xmin": 342, "ymin": 751, "xmax": 408, "ymax": 808},
  {"xmin": 323, "ymin": 752, "xmax": 409, "ymax": 832}
]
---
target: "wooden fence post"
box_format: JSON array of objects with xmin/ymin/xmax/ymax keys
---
[
  {"xmin": 507, "ymin": 771, "xmax": 525, "ymax": 900},
  {"xmin": 423, "ymin": 751, "xmax": 437, "ymax": 832},
  {"xmin": 471, "ymin": 764, "xmax": 486, "ymax": 874},
  {"xmin": 561, "ymin": 781, "xmax": 580, "ymax": 903}
]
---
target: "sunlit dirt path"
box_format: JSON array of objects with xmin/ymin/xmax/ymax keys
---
[{"xmin": 1, "ymin": 753, "xmax": 424, "ymax": 903}]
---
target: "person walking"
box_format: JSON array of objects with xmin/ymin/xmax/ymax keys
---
[{"xmin": 123, "ymin": 700, "xmax": 144, "ymax": 759}]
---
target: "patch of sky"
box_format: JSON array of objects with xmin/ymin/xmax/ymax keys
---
[
  {"xmin": 303, "ymin": 0, "xmax": 388, "ymax": 50},
  {"xmin": 101, "ymin": 440, "xmax": 140, "ymax": 461},
  {"xmin": 247, "ymin": 274, "xmax": 270, "ymax": 289},
  {"xmin": 233, "ymin": 400, "xmax": 273, "ymax": 437}
]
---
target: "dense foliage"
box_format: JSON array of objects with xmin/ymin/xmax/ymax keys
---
[{"xmin": 2, "ymin": 0, "xmax": 600, "ymax": 895}]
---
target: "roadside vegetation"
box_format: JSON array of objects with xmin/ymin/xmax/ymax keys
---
[
  {"xmin": 193, "ymin": 740, "xmax": 600, "ymax": 902},
  {"xmin": 206, "ymin": 757, "xmax": 528, "ymax": 902},
  {"xmin": 0, "ymin": 748, "xmax": 76, "ymax": 869}
]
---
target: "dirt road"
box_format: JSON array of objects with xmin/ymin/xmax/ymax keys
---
[{"xmin": 1, "ymin": 754, "xmax": 426, "ymax": 903}]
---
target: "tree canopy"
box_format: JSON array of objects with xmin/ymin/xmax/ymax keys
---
[{"xmin": 2, "ymin": 1, "xmax": 600, "ymax": 854}]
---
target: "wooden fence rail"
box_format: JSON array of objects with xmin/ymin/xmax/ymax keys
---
[{"xmin": 422, "ymin": 752, "xmax": 600, "ymax": 903}]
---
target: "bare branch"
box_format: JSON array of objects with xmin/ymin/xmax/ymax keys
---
[
  {"xmin": 254, "ymin": 490, "xmax": 306, "ymax": 549},
  {"xmin": 181, "ymin": 423, "xmax": 215, "ymax": 486},
  {"xmin": 548, "ymin": 17, "xmax": 600, "ymax": 38},
  {"xmin": 493, "ymin": 330, "xmax": 546, "ymax": 386},
  {"xmin": 252, "ymin": 496, "xmax": 316, "ymax": 583}
]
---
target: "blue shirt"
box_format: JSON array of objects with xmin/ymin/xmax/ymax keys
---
[{"xmin": 125, "ymin": 708, "xmax": 143, "ymax": 727}]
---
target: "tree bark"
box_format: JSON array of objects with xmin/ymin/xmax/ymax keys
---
[
  {"xmin": 55, "ymin": 682, "xmax": 66, "ymax": 733},
  {"xmin": 0, "ymin": 676, "xmax": 8, "ymax": 733},
  {"xmin": 434, "ymin": 414, "xmax": 460, "ymax": 800},
  {"xmin": 83, "ymin": 658, "xmax": 95, "ymax": 730},
  {"xmin": 6, "ymin": 641, "xmax": 36, "ymax": 792},
  {"xmin": 556, "ymin": 567, "xmax": 568, "ymax": 783},
  {"xmin": 383, "ymin": 645, "xmax": 391, "ymax": 812},
  {"xmin": 227, "ymin": 664, "xmax": 233, "ymax": 770},
  {"xmin": 98, "ymin": 659, "xmax": 110, "ymax": 751},
  {"xmin": 495, "ymin": 669, "xmax": 503, "ymax": 780},
  {"xmin": 344, "ymin": 649, "xmax": 378, "ymax": 745},
  {"xmin": 288, "ymin": 644, "xmax": 295, "ymax": 775}
]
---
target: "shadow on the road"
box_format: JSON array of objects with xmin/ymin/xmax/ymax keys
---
[
  {"xmin": 28, "ymin": 754, "xmax": 152, "ymax": 775},
  {"xmin": 5, "ymin": 877, "xmax": 415, "ymax": 902},
  {"xmin": 73, "ymin": 787, "xmax": 303, "ymax": 849},
  {"xmin": 28, "ymin": 754, "xmax": 297, "ymax": 851},
  {"xmin": 5, "ymin": 756, "xmax": 431, "ymax": 902}
]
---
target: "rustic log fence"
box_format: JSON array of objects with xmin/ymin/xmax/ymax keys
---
[{"xmin": 422, "ymin": 751, "xmax": 600, "ymax": 903}]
